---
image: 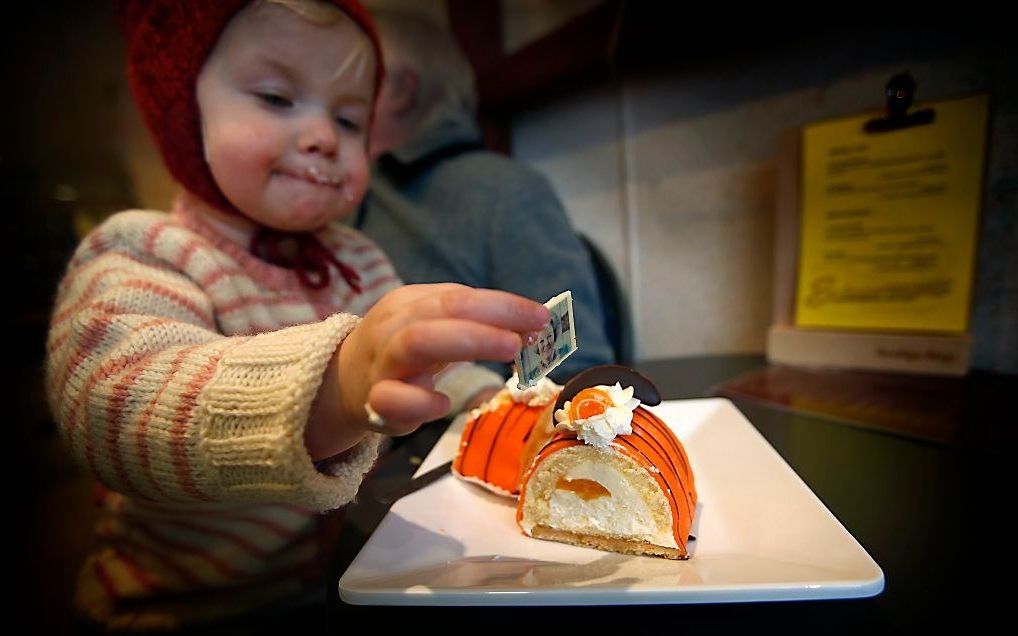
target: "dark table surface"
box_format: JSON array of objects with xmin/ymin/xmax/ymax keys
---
[{"xmin": 326, "ymin": 355, "xmax": 1008, "ymax": 629}]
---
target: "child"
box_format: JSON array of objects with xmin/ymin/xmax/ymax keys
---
[{"xmin": 46, "ymin": 0, "xmax": 548, "ymax": 630}]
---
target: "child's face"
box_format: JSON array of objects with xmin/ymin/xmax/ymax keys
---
[
  {"xmin": 196, "ymin": 3, "xmax": 376, "ymax": 232},
  {"xmin": 537, "ymin": 326, "xmax": 556, "ymax": 368}
]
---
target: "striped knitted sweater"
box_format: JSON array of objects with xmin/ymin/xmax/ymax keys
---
[{"xmin": 46, "ymin": 196, "xmax": 501, "ymax": 630}]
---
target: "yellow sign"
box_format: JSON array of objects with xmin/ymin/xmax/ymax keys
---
[{"xmin": 796, "ymin": 94, "xmax": 988, "ymax": 333}]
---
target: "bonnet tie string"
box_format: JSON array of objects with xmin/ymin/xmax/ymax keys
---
[{"xmin": 250, "ymin": 228, "xmax": 361, "ymax": 292}]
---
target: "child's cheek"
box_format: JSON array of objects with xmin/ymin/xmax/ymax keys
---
[
  {"xmin": 344, "ymin": 151, "xmax": 370, "ymax": 202},
  {"xmin": 230, "ymin": 123, "xmax": 281, "ymax": 174},
  {"xmin": 207, "ymin": 120, "xmax": 277, "ymax": 178}
]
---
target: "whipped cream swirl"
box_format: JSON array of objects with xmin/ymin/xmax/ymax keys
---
[
  {"xmin": 554, "ymin": 383, "xmax": 641, "ymax": 450},
  {"xmin": 506, "ymin": 373, "xmax": 561, "ymax": 406}
]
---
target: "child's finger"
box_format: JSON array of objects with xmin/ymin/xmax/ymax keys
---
[
  {"xmin": 431, "ymin": 288, "xmax": 549, "ymax": 331},
  {"xmin": 403, "ymin": 372, "xmax": 437, "ymax": 389},
  {"xmin": 366, "ymin": 379, "xmax": 451, "ymax": 436},
  {"xmin": 378, "ymin": 319, "xmax": 523, "ymax": 379},
  {"xmin": 383, "ymin": 287, "xmax": 549, "ymax": 337},
  {"xmin": 522, "ymin": 330, "xmax": 543, "ymax": 347}
]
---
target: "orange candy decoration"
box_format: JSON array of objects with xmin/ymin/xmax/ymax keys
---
[{"xmin": 569, "ymin": 387, "xmax": 613, "ymax": 421}]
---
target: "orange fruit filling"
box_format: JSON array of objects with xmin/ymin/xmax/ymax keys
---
[{"xmin": 555, "ymin": 477, "xmax": 612, "ymax": 500}]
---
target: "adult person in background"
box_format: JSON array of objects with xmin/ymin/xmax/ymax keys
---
[{"xmin": 356, "ymin": 6, "xmax": 615, "ymax": 382}]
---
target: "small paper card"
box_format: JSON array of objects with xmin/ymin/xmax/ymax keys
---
[{"xmin": 515, "ymin": 291, "xmax": 577, "ymax": 389}]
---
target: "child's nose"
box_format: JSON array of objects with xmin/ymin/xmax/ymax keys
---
[{"xmin": 297, "ymin": 113, "xmax": 339, "ymax": 158}]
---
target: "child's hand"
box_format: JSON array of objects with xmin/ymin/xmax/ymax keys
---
[{"xmin": 306, "ymin": 284, "xmax": 549, "ymax": 461}]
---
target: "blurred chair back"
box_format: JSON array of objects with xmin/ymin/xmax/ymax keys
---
[{"xmin": 579, "ymin": 234, "xmax": 634, "ymax": 365}]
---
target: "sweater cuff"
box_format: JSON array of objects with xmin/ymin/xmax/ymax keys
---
[
  {"xmin": 198, "ymin": 312, "xmax": 378, "ymax": 511},
  {"xmin": 434, "ymin": 362, "xmax": 505, "ymax": 414}
]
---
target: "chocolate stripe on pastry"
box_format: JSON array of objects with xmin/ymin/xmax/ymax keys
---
[
  {"xmin": 483, "ymin": 403, "xmax": 528, "ymax": 483},
  {"xmin": 497, "ymin": 404, "xmax": 543, "ymax": 488},
  {"xmin": 627, "ymin": 415, "xmax": 700, "ymax": 529},
  {"xmin": 633, "ymin": 410, "xmax": 697, "ymax": 519},
  {"xmin": 633, "ymin": 411, "xmax": 693, "ymax": 484},
  {"xmin": 457, "ymin": 395, "xmax": 559, "ymax": 495},
  {"xmin": 554, "ymin": 364, "xmax": 662, "ymax": 412},
  {"xmin": 611, "ymin": 435, "xmax": 686, "ymax": 540},
  {"xmin": 528, "ymin": 407, "xmax": 696, "ymax": 549},
  {"xmin": 457, "ymin": 403, "xmax": 507, "ymax": 480},
  {"xmin": 613, "ymin": 427, "xmax": 693, "ymax": 546},
  {"xmin": 453, "ymin": 417, "xmax": 479, "ymax": 476}
]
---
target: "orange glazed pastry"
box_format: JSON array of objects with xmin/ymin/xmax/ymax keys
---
[
  {"xmin": 452, "ymin": 375, "xmax": 561, "ymax": 497},
  {"xmin": 517, "ymin": 365, "xmax": 697, "ymax": 560}
]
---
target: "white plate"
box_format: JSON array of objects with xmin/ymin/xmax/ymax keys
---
[{"xmin": 339, "ymin": 398, "xmax": 883, "ymax": 605}]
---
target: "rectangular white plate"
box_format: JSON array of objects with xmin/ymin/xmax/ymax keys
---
[{"xmin": 339, "ymin": 398, "xmax": 883, "ymax": 605}]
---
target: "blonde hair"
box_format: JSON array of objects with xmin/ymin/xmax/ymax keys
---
[
  {"xmin": 261, "ymin": 0, "xmax": 346, "ymax": 24},
  {"xmin": 370, "ymin": 9, "xmax": 477, "ymax": 126},
  {"xmin": 257, "ymin": 0, "xmax": 373, "ymax": 82}
]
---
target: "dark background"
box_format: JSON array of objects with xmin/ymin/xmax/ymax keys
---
[{"xmin": 2, "ymin": 2, "xmax": 1013, "ymax": 633}]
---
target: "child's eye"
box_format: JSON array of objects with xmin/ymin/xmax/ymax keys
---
[
  {"xmin": 257, "ymin": 93, "xmax": 292, "ymax": 108},
  {"xmin": 335, "ymin": 117, "xmax": 363, "ymax": 133}
]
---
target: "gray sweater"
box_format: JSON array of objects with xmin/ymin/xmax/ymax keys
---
[{"xmin": 354, "ymin": 117, "xmax": 615, "ymax": 382}]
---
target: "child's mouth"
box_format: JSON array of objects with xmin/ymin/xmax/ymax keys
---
[{"xmin": 276, "ymin": 167, "xmax": 342, "ymax": 189}]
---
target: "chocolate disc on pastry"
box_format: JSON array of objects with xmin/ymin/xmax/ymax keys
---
[{"xmin": 554, "ymin": 364, "xmax": 662, "ymax": 412}]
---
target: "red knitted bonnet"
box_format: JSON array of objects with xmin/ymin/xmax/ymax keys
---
[{"xmin": 114, "ymin": 0, "xmax": 385, "ymax": 218}]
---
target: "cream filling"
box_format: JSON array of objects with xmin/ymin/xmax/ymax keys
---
[{"xmin": 531, "ymin": 459, "xmax": 677, "ymax": 549}]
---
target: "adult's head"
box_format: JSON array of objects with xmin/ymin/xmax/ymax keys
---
[{"xmin": 365, "ymin": 7, "xmax": 477, "ymax": 160}]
